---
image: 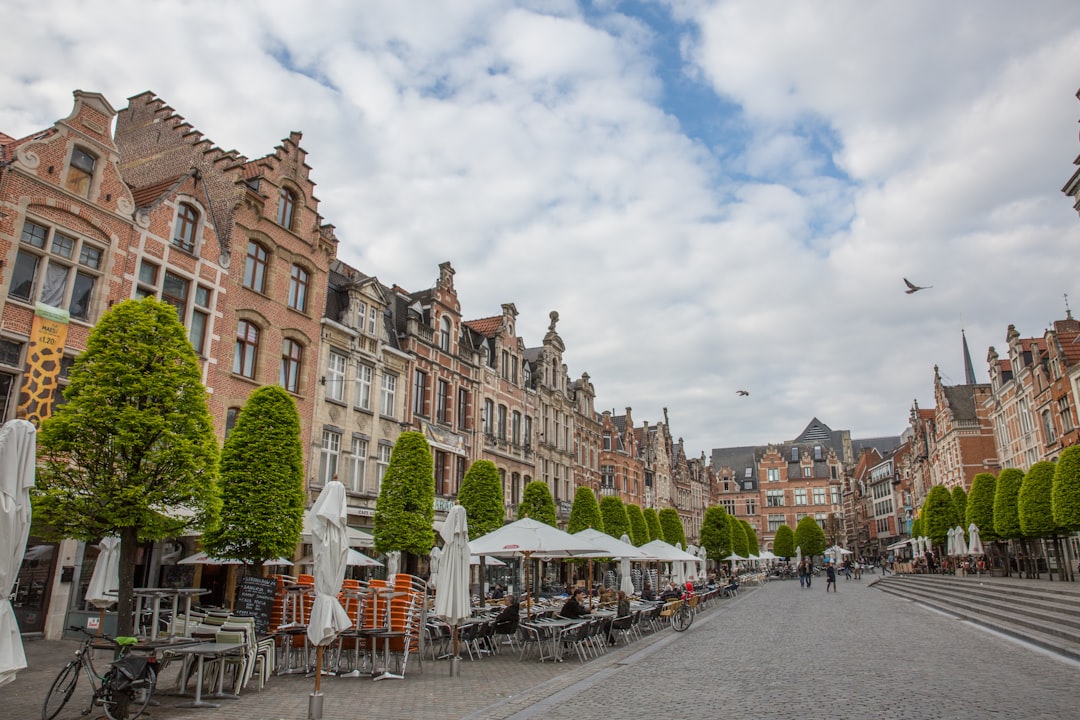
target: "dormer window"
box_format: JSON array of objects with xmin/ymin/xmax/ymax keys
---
[
  {"xmin": 172, "ymin": 202, "xmax": 199, "ymax": 253},
  {"xmin": 65, "ymin": 147, "xmax": 96, "ymax": 197},
  {"xmin": 277, "ymin": 187, "xmax": 297, "ymax": 230}
]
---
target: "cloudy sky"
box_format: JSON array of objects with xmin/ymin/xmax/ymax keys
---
[{"xmin": 3, "ymin": 1, "xmax": 1079, "ymax": 455}]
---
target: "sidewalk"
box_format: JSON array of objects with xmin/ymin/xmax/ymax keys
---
[{"xmin": 2, "ymin": 599, "xmax": 739, "ymax": 720}]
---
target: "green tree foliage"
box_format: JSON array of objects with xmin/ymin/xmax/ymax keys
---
[
  {"xmin": 202, "ymin": 385, "xmax": 304, "ymax": 568},
  {"xmin": 1052, "ymin": 446, "xmax": 1080, "ymax": 530},
  {"xmin": 772, "ymin": 524, "xmax": 795, "ymax": 559},
  {"xmin": 699, "ymin": 506, "xmax": 732, "ymax": 561},
  {"xmin": 374, "ymin": 431, "xmax": 435, "ymax": 555},
  {"xmin": 793, "ymin": 516, "xmax": 826, "ymax": 558},
  {"xmin": 993, "ymin": 468, "xmax": 1025, "ymax": 540},
  {"xmin": 518, "ymin": 480, "xmax": 557, "ymax": 526},
  {"xmin": 1019, "ymin": 461, "xmax": 1058, "ymax": 538},
  {"xmin": 457, "ymin": 460, "xmax": 505, "ymax": 540},
  {"xmin": 742, "ymin": 519, "xmax": 759, "ymax": 556},
  {"xmin": 923, "ymin": 485, "xmax": 958, "ymax": 547},
  {"xmin": 951, "ymin": 487, "xmax": 968, "ymax": 533},
  {"xmin": 643, "ymin": 507, "xmax": 663, "ymax": 542},
  {"xmin": 729, "ymin": 518, "xmax": 748, "ymax": 557},
  {"xmin": 566, "ymin": 486, "xmax": 603, "ymax": 534},
  {"xmin": 34, "ymin": 298, "xmax": 220, "ymax": 635},
  {"xmin": 599, "ymin": 496, "xmax": 630, "ymax": 539},
  {"xmin": 910, "ymin": 517, "xmax": 923, "ymax": 539},
  {"xmin": 625, "ymin": 504, "xmax": 648, "ymax": 546},
  {"xmin": 966, "ymin": 472, "xmax": 998, "ymax": 541},
  {"xmin": 658, "ymin": 508, "xmax": 686, "ymax": 548}
]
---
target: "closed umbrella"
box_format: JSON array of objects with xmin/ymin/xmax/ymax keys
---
[
  {"xmin": 428, "ymin": 545, "xmax": 442, "ymax": 589},
  {"xmin": 0, "ymin": 419, "xmax": 35, "ymax": 688},
  {"xmin": 618, "ymin": 534, "xmax": 635, "ymax": 596},
  {"xmin": 85, "ymin": 536, "xmax": 120, "ymax": 635},
  {"xmin": 967, "ymin": 523, "xmax": 985, "ymax": 556},
  {"xmin": 434, "ymin": 505, "xmax": 470, "ymax": 673},
  {"xmin": 385, "ymin": 551, "xmax": 401, "ymax": 578},
  {"xmin": 306, "ymin": 479, "xmax": 351, "ymax": 710}
]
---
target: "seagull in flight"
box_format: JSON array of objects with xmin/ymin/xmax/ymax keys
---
[
  {"xmin": 903, "ymin": 278, "xmax": 933, "ymax": 294},
  {"xmin": 736, "ymin": 390, "xmax": 749, "ymax": 396}
]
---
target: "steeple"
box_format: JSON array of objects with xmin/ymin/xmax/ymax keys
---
[{"xmin": 962, "ymin": 329, "xmax": 977, "ymax": 385}]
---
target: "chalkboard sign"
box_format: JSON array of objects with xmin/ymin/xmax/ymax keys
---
[{"xmin": 233, "ymin": 576, "xmax": 277, "ymax": 635}]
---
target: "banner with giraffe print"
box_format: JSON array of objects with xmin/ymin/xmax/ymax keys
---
[{"xmin": 16, "ymin": 303, "xmax": 69, "ymax": 427}]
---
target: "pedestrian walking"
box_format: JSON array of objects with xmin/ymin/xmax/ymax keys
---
[
  {"xmin": 798, "ymin": 560, "xmax": 806, "ymax": 588},
  {"xmin": 826, "ymin": 564, "xmax": 837, "ymax": 592},
  {"xmin": 805, "ymin": 561, "xmax": 813, "ymax": 589}
]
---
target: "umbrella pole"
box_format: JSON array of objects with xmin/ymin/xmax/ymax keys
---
[
  {"xmin": 525, "ymin": 553, "xmax": 532, "ymax": 620},
  {"xmin": 97, "ymin": 607, "xmax": 106, "ymax": 637},
  {"xmin": 587, "ymin": 561, "xmax": 593, "ymax": 610},
  {"xmin": 314, "ymin": 645, "xmax": 324, "ymax": 693}
]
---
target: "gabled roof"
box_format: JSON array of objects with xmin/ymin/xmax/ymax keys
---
[
  {"xmin": 793, "ymin": 417, "xmax": 833, "ymax": 444},
  {"xmin": 942, "ymin": 384, "xmax": 981, "ymax": 423},
  {"xmin": 129, "ymin": 174, "xmax": 186, "ymax": 209},
  {"xmin": 463, "ymin": 316, "xmax": 501, "ymax": 337}
]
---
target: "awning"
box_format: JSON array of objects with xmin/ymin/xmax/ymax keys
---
[{"xmin": 885, "ymin": 539, "xmax": 914, "ymax": 551}]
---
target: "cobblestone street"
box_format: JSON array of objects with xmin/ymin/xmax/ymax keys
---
[{"xmin": 6, "ymin": 579, "xmax": 1080, "ymax": 720}]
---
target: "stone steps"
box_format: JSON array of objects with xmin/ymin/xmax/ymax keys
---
[{"xmin": 873, "ymin": 573, "xmax": 1080, "ymax": 662}]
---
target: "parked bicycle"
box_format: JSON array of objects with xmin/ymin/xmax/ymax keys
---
[
  {"xmin": 666, "ymin": 596, "xmax": 694, "ymax": 632},
  {"xmin": 42, "ymin": 626, "xmax": 157, "ymax": 720}
]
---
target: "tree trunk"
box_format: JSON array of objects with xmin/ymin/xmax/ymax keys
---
[{"xmin": 117, "ymin": 526, "xmax": 140, "ymax": 637}]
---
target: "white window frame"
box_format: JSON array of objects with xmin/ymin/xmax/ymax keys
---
[
  {"xmin": 348, "ymin": 437, "xmax": 368, "ymax": 493},
  {"xmin": 319, "ymin": 429, "xmax": 341, "ymax": 485},
  {"xmin": 380, "ymin": 373, "xmax": 397, "ymax": 417},
  {"xmin": 326, "ymin": 350, "xmax": 347, "ymax": 402},
  {"xmin": 354, "ymin": 363, "xmax": 373, "ymax": 410}
]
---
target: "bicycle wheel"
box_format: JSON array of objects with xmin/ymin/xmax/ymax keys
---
[
  {"xmin": 42, "ymin": 662, "xmax": 79, "ymax": 720},
  {"xmin": 102, "ymin": 665, "xmax": 156, "ymax": 720},
  {"xmin": 670, "ymin": 605, "xmax": 692, "ymax": 632}
]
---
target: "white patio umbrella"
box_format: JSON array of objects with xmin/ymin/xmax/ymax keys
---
[
  {"xmin": 0, "ymin": 419, "xmax": 35, "ymax": 689},
  {"xmin": 967, "ymin": 523, "xmax": 985, "ymax": 556},
  {"xmin": 619, "ymin": 534, "xmax": 636, "ymax": 596},
  {"xmin": 955, "ymin": 526, "xmax": 967, "ymax": 555},
  {"xmin": 428, "ymin": 545, "xmax": 442, "ymax": 589},
  {"xmin": 301, "ymin": 514, "xmax": 374, "ymax": 547},
  {"xmin": 697, "ymin": 545, "xmax": 709, "ymax": 576},
  {"xmin": 434, "ymin": 505, "xmax": 471, "ymax": 666},
  {"xmin": 306, "ymin": 479, "xmax": 351, "ymax": 701},
  {"xmin": 85, "ymin": 536, "xmax": 121, "ymax": 635},
  {"xmin": 685, "ymin": 544, "xmax": 699, "ymax": 582},
  {"xmin": 947, "ymin": 527, "xmax": 961, "ymax": 557},
  {"xmin": 469, "ymin": 518, "xmax": 603, "ymax": 618},
  {"xmin": 795, "ymin": 546, "xmax": 802, "ymax": 571},
  {"xmin": 385, "ymin": 551, "xmax": 401, "ymax": 577},
  {"xmin": 571, "ymin": 529, "xmax": 651, "ymax": 607},
  {"xmin": 178, "ymin": 551, "xmax": 293, "ymax": 566}
]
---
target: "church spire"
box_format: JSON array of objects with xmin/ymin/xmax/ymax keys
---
[{"xmin": 962, "ymin": 329, "xmax": 977, "ymax": 385}]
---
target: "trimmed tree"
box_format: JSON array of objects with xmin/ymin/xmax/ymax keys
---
[
  {"xmin": 457, "ymin": 460, "xmax": 505, "ymax": 539},
  {"xmin": 772, "ymin": 524, "xmax": 795, "ymax": 559},
  {"xmin": 730, "ymin": 517, "xmax": 749, "ymax": 557},
  {"xmin": 742, "ymin": 519, "xmax": 759, "ymax": 556},
  {"xmin": 643, "ymin": 507, "xmax": 663, "ymax": 542},
  {"xmin": 951, "ymin": 487, "xmax": 968, "ymax": 535},
  {"xmin": 1019, "ymin": 460, "xmax": 1057, "ymax": 579},
  {"xmin": 923, "ymin": 485, "xmax": 957, "ymax": 550},
  {"xmin": 994, "ymin": 468, "xmax": 1025, "ymax": 576},
  {"xmin": 202, "ymin": 385, "xmax": 304, "ymax": 569},
  {"xmin": 566, "ymin": 486, "xmax": 603, "ymax": 534},
  {"xmin": 1052, "ymin": 445, "xmax": 1080, "ymax": 530},
  {"xmin": 374, "ymin": 431, "xmax": 435, "ymax": 562},
  {"xmin": 658, "ymin": 508, "xmax": 686, "ymax": 548},
  {"xmin": 599, "ymin": 496, "xmax": 630, "ymax": 540},
  {"xmin": 626, "ymin": 504, "xmax": 647, "ymax": 546},
  {"xmin": 966, "ymin": 472, "xmax": 999, "ymax": 541},
  {"xmin": 34, "ymin": 298, "xmax": 220, "ymax": 635},
  {"xmin": 700, "ymin": 506, "xmax": 732, "ymax": 562},
  {"xmin": 518, "ymin": 480, "xmax": 557, "ymax": 526},
  {"xmin": 793, "ymin": 516, "xmax": 826, "ymax": 559},
  {"xmin": 910, "ymin": 516, "xmax": 923, "ymax": 541}
]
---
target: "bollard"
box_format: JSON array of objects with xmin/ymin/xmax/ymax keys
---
[{"xmin": 449, "ymin": 656, "xmax": 461, "ymax": 677}]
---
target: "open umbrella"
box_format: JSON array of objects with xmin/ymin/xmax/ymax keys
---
[
  {"xmin": 434, "ymin": 505, "xmax": 471, "ymax": 673},
  {"xmin": 967, "ymin": 523, "xmax": 985, "ymax": 556},
  {"xmin": 0, "ymin": 419, "xmax": 35, "ymax": 688},
  {"xmin": 306, "ymin": 479, "xmax": 351, "ymax": 710},
  {"xmin": 470, "ymin": 518, "xmax": 602, "ymax": 618}
]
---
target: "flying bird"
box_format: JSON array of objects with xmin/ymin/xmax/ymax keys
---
[
  {"xmin": 903, "ymin": 278, "xmax": 933, "ymax": 294},
  {"xmin": 736, "ymin": 390, "xmax": 749, "ymax": 396}
]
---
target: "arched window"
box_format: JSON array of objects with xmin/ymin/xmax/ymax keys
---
[
  {"xmin": 288, "ymin": 264, "xmax": 309, "ymax": 312},
  {"xmin": 172, "ymin": 203, "xmax": 199, "ymax": 252},
  {"xmin": 439, "ymin": 316, "xmax": 451, "ymax": 352},
  {"xmin": 233, "ymin": 320, "xmax": 259, "ymax": 378},
  {"xmin": 65, "ymin": 147, "xmax": 97, "ymax": 197},
  {"xmin": 243, "ymin": 241, "xmax": 268, "ymax": 292},
  {"xmin": 280, "ymin": 338, "xmax": 302, "ymax": 392},
  {"xmin": 277, "ymin": 187, "xmax": 297, "ymax": 230}
]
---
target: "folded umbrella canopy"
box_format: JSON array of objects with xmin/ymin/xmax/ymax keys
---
[
  {"xmin": 306, "ymin": 479, "xmax": 351, "ymax": 699},
  {"xmin": 434, "ymin": 505, "xmax": 471, "ymax": 663},
  {"xmin": 0, "ymin": 420, "xmax": 35, "ymax": 689},
  {"xmin": 85, "ymin": 536, "xmax": 121, "ymax": 610}
]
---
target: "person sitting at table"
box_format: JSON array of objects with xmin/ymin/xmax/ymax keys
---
[
  {"xmin": 599, "ymin": 587, "xmax": 615, "ymax": 605},
  {"xmin": 494, "ymin": 593, "xmax": 519, "ymax": 625},
  {"xmin": 490, "ymin": 584, "xmax": 505, "ymax": 600},
  {"xmin": 607, "ymin": 590, "xmax": 631, "ymax": 644},
  {"xmin": 659, "ymin": 582, "xmax": 682, "ymax": 602},
  {"xmin": 641, "ymin": 582, "xmax": 656, "ymax": 601},
  {"xmin": 560, "ymin": 588, "xmax": 592, "ymax": 618}
]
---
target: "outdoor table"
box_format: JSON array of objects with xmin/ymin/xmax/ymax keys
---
[
  {"xmin": 337, "ymin": 587, "xmax": 373, "ymax": 677},
  {"xmin": 132, "ymin": 587, "xmax": 209, "ymax": 640},
  {"xmin": 533, "ymin": 617, "xmax": 585, "ymax": 662},
  {"xmin": 370, "ymin": 589, "xmax": 407, "ymax": 680},
  {"xmin": 168, "ymin": 641, "xmax": 247, "ymax": 709}
]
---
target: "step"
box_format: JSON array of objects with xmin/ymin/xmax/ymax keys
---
[
  {"xmin": 884, "ymin": 577, "xmax": 1080, "ymax": 629},
  {"xmin": 875, "ymin": 582, "xmax": 1080, "ymax": 662},
  {"xmin": 895, "ymin": 573, "xmax": 1080, "ymax": 603}
]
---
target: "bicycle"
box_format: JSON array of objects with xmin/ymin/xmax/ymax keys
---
[
  {"xmin": 42, "ymin": 626, "xmax": 157, "ymax": 720},
  {"xmin": 663, "ymin": 598, "xmax": 694, "ymax": 632}
]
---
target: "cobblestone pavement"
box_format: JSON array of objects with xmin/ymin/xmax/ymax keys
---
[
  {"xmin": 6, "ymin": 579, "xmax": 1079, "ymax": 719},
  {"xmin": 493, "ymin": 578, "xmax": 1080, "ymax": 720}
]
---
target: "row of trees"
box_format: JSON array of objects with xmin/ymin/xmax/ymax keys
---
[{"xmin": 911, "ymin": 451, "xmax": 1080, "ymax": 579}]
